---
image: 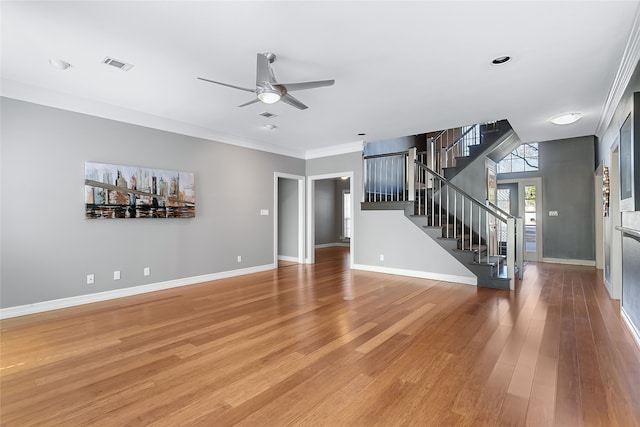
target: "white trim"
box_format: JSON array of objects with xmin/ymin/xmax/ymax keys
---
[
  {"xmin": 352, "ymin": 264, "xmax": 477, "ymax": 286},
  {"xmin": 0, "ymin": 263, "xmax": 275, "ymax": 319},
  {"xmin": 604, "ymin": 277, "xmax": 614, "ymax": 299},
  {"xmin": 595, "ymin": 3, "xmax": 640, "ymax": 138},
  {"xmin": 1, "ymin": 79, "xmax": 308, "ymax": 159},
  {"xmin": 304, "ymin": 141, "xmax": 364, "ymax": 160},
  {"xmin": 278, "ymin": 255, "xmax": 299, "ymax": 262},
  {"xmin": 621, "ymin": 307, "xmax": 640, "ymax": 351},
  {"xmin": 315, "ymin": 242, "xmax": 350, "ymax": 248},
  {"xmin": 274, "ymin": 172, "xmax": 305, "ymax": 266},
  {"xmin": 541, "ymin": 257, "xmax": 596, "ymax": 267}
]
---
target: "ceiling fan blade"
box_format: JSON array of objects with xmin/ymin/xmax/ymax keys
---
[
  {"xmin": 281, "ymin": 80, "xmax": 335, "ymax": 92},
  {"xmin": 237, "ymin": 98, "xmax": 260, "ymax": 107},
  {"xmin": 280, "ymin": 93, "xmax": 308, "ymax": 110},
  {"xmin": 197, "ymin": 77, "xmax": 255, "ymax": 93},
  {"xmin": 256, "ymin": 53, "xmax": 276, "ymax": 84}
]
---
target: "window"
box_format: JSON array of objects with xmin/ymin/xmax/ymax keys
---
[
  {"xmin": 343, "ymin": 190, "xmax": 351, "ymax": 239},
  {"xmin": 498, "ymin": 143, "xmax": 539, "ymax": 173}
]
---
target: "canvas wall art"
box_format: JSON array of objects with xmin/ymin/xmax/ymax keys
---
[{"xmin": 85, "ymin": 162, "xmax": 195, "ymax": 219}]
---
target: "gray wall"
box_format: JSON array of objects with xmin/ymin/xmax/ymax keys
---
[
  {"xmin": 540, "ymin": 136, "xmax": 595, "ymax": 260},
  {"xmin": 499, "ymin": 136, "xmax": 596, "ymax": 261},
  {"xmin": 314, "ymin": 179, "xmax": 337, "ymax": 245},
  {"xmin": 278, "ymin": 178, "xmax": 298, "ymax": 258},
  {"xmin": 356, "ymin": 210, "xmax": 475, "ymax": 283},
  {"xmin": 1, "ymin": 98, "xmax": 304, "ymax": 308},
  {"xmin": 598, "ymin": 62, "xmax": 640, "ymax": 330},
  {"xmin": 313, "ymin": 178, "xmax": 350, "ymax": 245}
]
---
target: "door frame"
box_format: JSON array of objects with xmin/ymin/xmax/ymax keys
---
[
  {"xmin": 498, "ymin": 177, "xmax": 543, "ymax": 262},
  {"xmin": 607, "ymin": 143, "xmax": 622, "ymax": 299},
  {"xmin": 274, "ymin": 172, "xmax": 305, "ymax": 265},
  {"xmin": 306, "ymin": 171, "xmax": 354, "ymax": 265}
]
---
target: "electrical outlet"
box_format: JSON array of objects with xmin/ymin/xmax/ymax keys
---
[
  {"xmin": 87, "ymin": 274, "xmax": 95, "ymax": 285},
  {"xmin": 237, "ymin": 255, "xmax": 242, "ymax": 263},
  {"xmin": 380, "ymin": 254, "xmax": 384, "ymax": 261},
  {"xmin": 143, "ymin": 267, "xmax": 150, "ymax": 276},
  {"xmin": 260, "ymin": 209, "xmax": 269, "ymax": 216},
  {"xmin": 113, "ymin": 271, "xmax": 120, "ymax": 280}
]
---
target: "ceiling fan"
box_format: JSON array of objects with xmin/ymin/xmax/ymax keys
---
[{"xmin": 198, "ymin": 52, "xmax": 335, "ymax": 110}]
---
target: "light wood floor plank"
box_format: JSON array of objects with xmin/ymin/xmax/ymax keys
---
[{"xmin": 2, "ymin": 248, "xmax": 640, "ymax": 426}]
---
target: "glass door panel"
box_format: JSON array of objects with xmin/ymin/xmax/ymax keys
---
[{"xmin": 523, "ymin": 184, "xmax": 539, "ymax": 260}]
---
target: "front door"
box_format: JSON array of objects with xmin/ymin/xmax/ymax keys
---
[{"xmin": 521, "ymin": 180, "xmax": 542, "ymax": 261}]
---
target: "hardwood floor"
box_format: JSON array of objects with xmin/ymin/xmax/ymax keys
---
[{"xmin": 2, "ymin": 247, "xmax": 640, "ymax": 426}]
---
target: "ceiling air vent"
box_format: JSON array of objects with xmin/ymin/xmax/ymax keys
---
[
  {"xmin": 102, "ymin": 56, "xmax": 134, "ymax": 71},
  {"xmin": 258, "ymin": 112, "xmax": 278, "ymax": 118}
]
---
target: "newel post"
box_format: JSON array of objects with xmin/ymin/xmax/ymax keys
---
[
  {"xmin": 408, "ymin": 147, "xmax": 416, "ymax": 202},
  {"xmin": 507, "ymin": 217, "xmax": 515, "ymax": 290}
]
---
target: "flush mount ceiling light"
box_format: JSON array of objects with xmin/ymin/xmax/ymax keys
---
[
  {"xmin": 491, "ymin": 55, "xmax": 511, "ymax": 65},
  {"xmin": 549, "ymin": 112, "xmax": 582, "ymax": 125},
  {"xmin": 49, "ymin": 58, "xmax": 71, "ymax": 70}
]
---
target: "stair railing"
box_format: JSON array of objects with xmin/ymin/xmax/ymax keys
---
[
  {"xmin": 414, "ymin": 157, "xmax": 521, "ymax": 289},
  {"xmin": 362, "ymin": 151, "xmax": 411, "ymax": 202},
  {"xmin": 362, "ymin": 148, "xmax": 522, "ymax": 289},
  {"xmin": 425, "ymin": 124, "xmax": 482, "ymax": 176}
]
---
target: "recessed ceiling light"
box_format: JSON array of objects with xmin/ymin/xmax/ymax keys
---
[
  {"xmin": 264, "ymin": 124, "xmax": 277, "ymax": 130},
  {"xmin": 549, "ymin": 112, "xmax": 582, "ymax": 125},
  {"xmin": 491, "ymin": 56, "xmax": 511, "ymax": 65},
  {"xmin": 49, "ymin": 58, "xmax": 71, "ymax": 70}
]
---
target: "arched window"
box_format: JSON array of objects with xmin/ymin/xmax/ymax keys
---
[{"xmin": 498, "ymin": 143, "xmax": 539, "ymax": 173}]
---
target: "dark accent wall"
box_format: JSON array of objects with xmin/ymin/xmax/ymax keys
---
[{"xmin": 499, "ymin": 136, "xmax": 596, "ymax": 261}]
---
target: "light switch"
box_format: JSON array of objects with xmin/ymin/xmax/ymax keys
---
[{"xmin": 549, "ymin": 211, "xmax": 559, "ymax": 217}]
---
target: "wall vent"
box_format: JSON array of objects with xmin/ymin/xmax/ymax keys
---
[
  {"xmin": 102, "ymin": 56, "xmax": 134, "ymax": 71},
  {"xmin": 258, "ymin": 112, "xmax": 278, "ymax": 118}
]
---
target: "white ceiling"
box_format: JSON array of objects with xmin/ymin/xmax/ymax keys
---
[{"xmin": 2, "ymin": 1, "xmax": 639, "ymax": 159}]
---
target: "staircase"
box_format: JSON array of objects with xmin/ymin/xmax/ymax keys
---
[{"xmin": 362, "ymin": 123, "xmax": 524, "ymax": 290}]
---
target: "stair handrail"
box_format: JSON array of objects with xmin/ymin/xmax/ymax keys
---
[
  {"xmin": 415, "ymin": 160, "xmax": 504, "ymax": 221},
  {"xmin": 444, "ymin": 124, "xmax": 480, "ymax": 157},
  {"xmin": 414, "ymin": 159, "xmax": 522, "ymax": 289},
  {"xmin": 485, "ymin": 199, "xmax": 515, "ymax": 220}
]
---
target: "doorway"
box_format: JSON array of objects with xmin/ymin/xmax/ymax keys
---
[
  {"xmin": 498, "ymin": 178, "xmax": 543, "ymax": 262},
  {"xmin": 274, "ymin": 173, "xmax": 305, "ymax": 266},
  {"xmin": 307, "ymin": 172, "xmax": 354, "ymax": 265}
]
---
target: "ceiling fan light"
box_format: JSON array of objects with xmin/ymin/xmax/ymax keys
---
[
  {"xmin": 549, "ymin": 112, "xmax": 582, "ymax": 125},
  {"xmin": 258, "ymin": 91, "xmax": 281, "ymax": 104}
]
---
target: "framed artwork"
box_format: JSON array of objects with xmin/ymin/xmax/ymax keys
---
[
  {"xmin": 84, "ymin": 162, "xmax": 195, "ymax": 219},
  {"xmin": 487, "ymin": 168, "xmax": 497, "ymax": 204},
  {"xmin": 620, "ymin": 92, "xmax": 640, "ymax": 212}
]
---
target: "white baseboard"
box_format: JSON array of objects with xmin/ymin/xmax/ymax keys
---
[
  {"xmin": 541, "ymin": 257, "xmax": 596, "ymax": 267},
  {"xmin": 621, "ymin": 307, "xmax": 640, "ymax": 351},
  {"xmin": 278, "ymin": 255, "xmax": 299, "ymax": 262},
  {"xmin": 351, "ymin": 263, "xmax": 477, "ymax": 286},
  {"xmin": 315, "ymin": 242, "xmax": 350, "ymax": 248},
  {"xmin": 0, "ymin": 263, "xmax": 276, "ymax": 319}
]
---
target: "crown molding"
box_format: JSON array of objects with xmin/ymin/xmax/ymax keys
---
[
  {"xmin": 1, "ymin": 78, "xmax": 308, "ymax": 159},
  {"xmin": 596, "ymin": 2, "xmax": 640, "ymax": 138},
  {"xmin": 304, "ymin": 140, "xmax": 364, "ymax": 159}
]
